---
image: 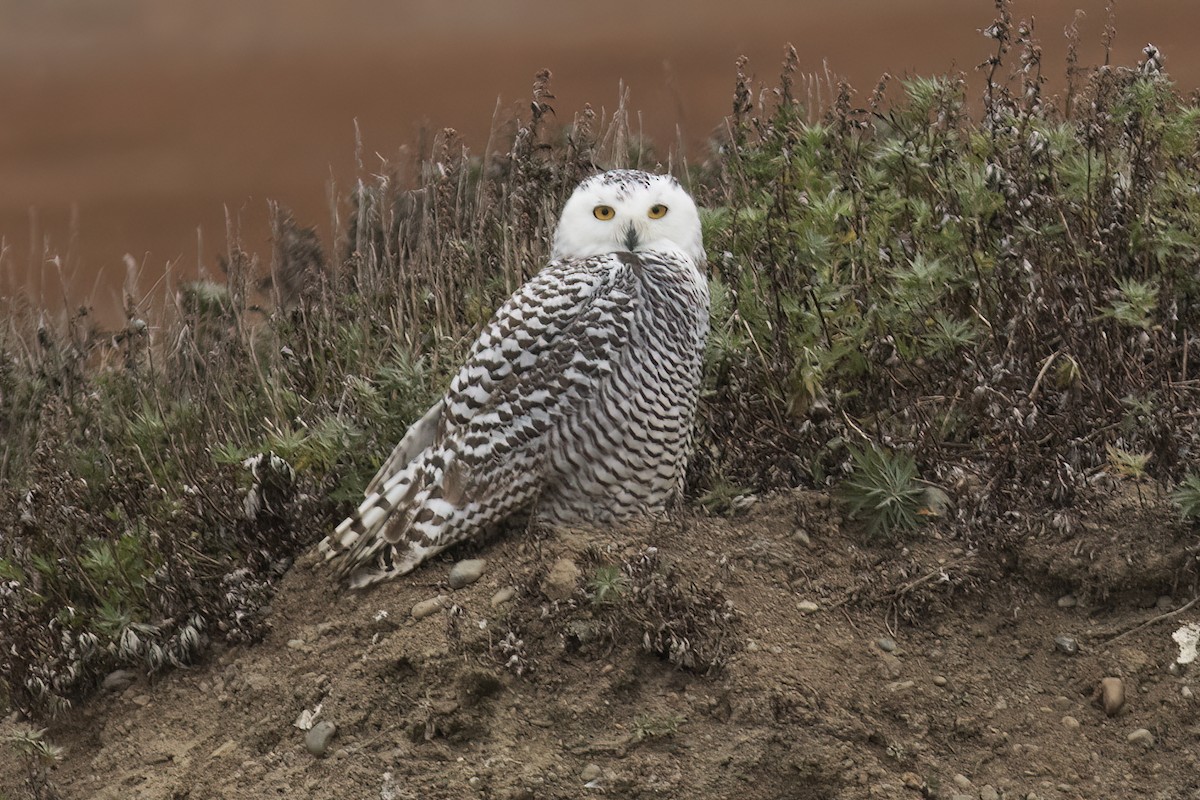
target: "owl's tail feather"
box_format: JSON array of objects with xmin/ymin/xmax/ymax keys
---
[
  {"xmin": 320, "ymin": 445, "xmax": 536, "ymax": 588},
  {"xmin": 318, "ymin": 457, "xmax": 450, "ymax": 588}
]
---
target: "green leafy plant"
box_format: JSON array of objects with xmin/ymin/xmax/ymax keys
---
[
  {"xmin": 1105, "ymin": 444, "xmax": 1151, "ymax": 480},
  {"xmin": 839, "ymin": 446, "xmax": 926, "ymax": 538},
  {"xmin": 588, "ymin": 565, "xmax": 628, "ymax": 605},
  {"xmin": 699, "ymin": 479, "xmax": 754, "ymax": 516},
  {"xmin": 1172, "ymin": 473, "xmax": 1200, "ymax": 520},
  {"xmin": 1101, "ymin": 278, "xmax": 1159, "ymax": 329},
  {"xmin": 5, "ymin": 726, "xmax": 64, "ymax": 800}
]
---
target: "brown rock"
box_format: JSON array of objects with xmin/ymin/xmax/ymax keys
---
[
  {"xmin": 411, "ymin": 595, "xmax": 449, "ymax": 620},
  {"xmin": 1126, "ymin": 727, "xmax": 1154, "ymax": 748},
  {"xmin": 305, "ymin": 721, "xmax": 337, "ymax": 757},
  {"xmin": 448, "ymin": 558, "xmax": 487, "ymax": 589},
  {"xmin": 1098, "ymin": 677, "xmax": 1126, "ymax": 716},
  {"xmin": 490, "ymin": 586, "xmax": 516, "ymax": 606},
  {"xmin": 542, "ymin": 558, "xmax": 581, "ymax": 601}
]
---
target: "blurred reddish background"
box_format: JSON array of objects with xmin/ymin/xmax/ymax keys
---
[{"xmin": 1, "ymin": 0, "xmax": 1196, "ymax": 324}]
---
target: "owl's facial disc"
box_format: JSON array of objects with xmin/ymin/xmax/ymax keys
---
[{"xmin": 550, "ymin": 170, "xmax": 705, "ymax": 264}]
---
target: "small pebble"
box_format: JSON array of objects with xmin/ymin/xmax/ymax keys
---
[
  {"xmin": 794, "ymin": 530, "xmax": 812, "ymax": 547},
  {"xmin": 1061, "ymin": 715, "xmax": 1080, "ymax": 730},
  {"xmin": 746, "ymin": 640, "xmax": 760, "ymax": 653},
  {"xmin": 286, "ymin": 638, "xmax": 309, "ymax": 651},
  {"xmin": 1126, "ymin": 728, "xmax": 1154, "ymax": 748},
  {"xmin": 980, "ymin": 786, "xmax": 1000, "ymax": 800},
  {"xmin": 490, "ymin": 586, "xmax": 516, "ymax": 607},
  {"xmin": 797, "ymin": 600, "xmax": 820, "ymax": 613},
  {"xmin": 933, "ymin": 675, "xmax": 948, "ymax": 687},
  {"xmin": 448, "ymin": 559, "xmax": 487, "ymax": 589},
  {"xmin": 1057, "ymin": 593, "xmax": 1078, "ymax": 609},
  {"xmin": 876, "ymin": 637, "xmax": 897, "ymax": 652},
  {"xmin": 209, "ymin": 740, "xmax": 237, "ymax": 759},
  {"xmin": 950, "ymin": 795, "xmax": 973, "ymax": 800},
  {"xmin": 305, "ymin": 721, "xmax": 338, "ymax": 757},
  {"xmin": 1099, "ymin": 677, "xmax": 1125, "ymax": 716},
  {"xmin": 1182, "ymin": 686, "xmax": 1194, "ymax": 700},
  {"xmin": 580, "ymin": 763, "xmax": 602, "ymax": 782},
  {"xmin": 1053, "ymin": 634, "xmax": 1079, "ymax": 655},
  {"xmin": 411, "ymin": 595, "xmax": 449, "ymax": 620},
  {"xmin": 952, "ymin": 773, "xmax": 973, "ymax": 790}
]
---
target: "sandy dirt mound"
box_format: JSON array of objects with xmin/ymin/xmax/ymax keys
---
[{"xmin": 2, "ymin": 490, "xmax": 1198, "ymax": 799}]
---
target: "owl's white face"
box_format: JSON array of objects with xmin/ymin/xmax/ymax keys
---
[{"xmin": 550, "ymin": 170, "xmax": 705, "ymax": 265}]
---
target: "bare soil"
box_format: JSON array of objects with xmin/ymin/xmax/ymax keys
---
[{"xmin": 4, "ymin": 488, "xmax": 1198, "ymax": 799}]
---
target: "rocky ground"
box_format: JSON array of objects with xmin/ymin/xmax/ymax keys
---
[{"xmin": 2, "ymin": 488, "xmax": 1199, "ymax": 799}]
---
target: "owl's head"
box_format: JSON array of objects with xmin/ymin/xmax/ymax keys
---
[{"xmin": 551, "ymin": 170, "xmax": 705, "ymax": 265}]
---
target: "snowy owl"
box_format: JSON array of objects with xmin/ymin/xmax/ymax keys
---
[{"xmin": 319, "ymin": 170, "xmax": 710, "ymax": 587}]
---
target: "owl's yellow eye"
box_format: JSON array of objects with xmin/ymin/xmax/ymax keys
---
[
  {"xmin": 648, "ymin": 204, "xmax": 668, "ymax": 219},
  {"xmin": 593, "ymin": 205, "xmax": 615, "ymax": 220}
]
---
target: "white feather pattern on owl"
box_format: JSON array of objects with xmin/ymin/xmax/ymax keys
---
[{"xmin": 318, "ymin": 170, "xmax": 710, "ymax": 587}]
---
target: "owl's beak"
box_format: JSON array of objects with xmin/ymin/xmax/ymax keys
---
[{"xmin": 622, "ymin": 224, "xmax": 640, "ymax": 251}]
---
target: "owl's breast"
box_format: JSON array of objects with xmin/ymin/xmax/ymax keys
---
[{"xmin": 629, "ymin": 250, "xmax": 710, "ymax": 367}]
